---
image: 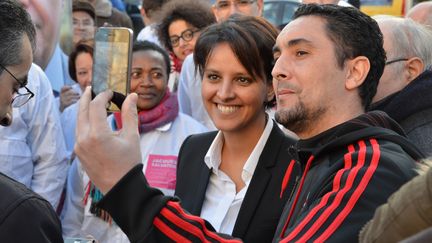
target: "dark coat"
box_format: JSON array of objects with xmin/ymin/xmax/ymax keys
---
[
  {"xmin": 370, "ymin": 69, "xmax": 432, "ymax": 156},
  {"xmin": 0, "ymin": 172, "xmax": 63, "ymax": 242},
  {"xmin": 175, "ymin": 122, "xmax": 298, "ymax": 243}
]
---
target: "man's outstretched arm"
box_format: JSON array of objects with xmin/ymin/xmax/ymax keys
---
[{"xmin": 75, "ymin": 87, "xmax": 241, "ymax": 242}]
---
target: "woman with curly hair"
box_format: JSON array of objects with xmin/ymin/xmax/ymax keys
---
[{"xmin": 157, "ymin": 0, "xmax": 216, "ymax": 91}]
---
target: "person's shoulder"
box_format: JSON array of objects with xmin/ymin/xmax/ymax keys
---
[
  {"xmin": 28, "ymin": 63, "xmax": 54, "ymax": 93},
  {"xmin": 0, "ymin": 173, "xmax": 62, "ymax": 241},
  {"xmin": 0, "ymin": 172, "xmax": 35, "ymax": 197},
  {"xmin": 184, "ymin": 54, "xmax": 194, "ymax": 64},
  {"xmin": 175, "ymin": 112, "xmax": 209, "ymax": 132},
  {"xmin": 0, "ymin": 173, "xmax": 49, "ymax": 218},
  {"xmin": 181, "ymin": 54, "xmax": 197, "ymax": 74},
  {"xmin": 182, "ymin": 129, "xmax": 218, "ymax": 145}
]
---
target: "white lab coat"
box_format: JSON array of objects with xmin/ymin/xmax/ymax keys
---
[
  {"xmin": 178, "ymin": 54, "xmax": 216, "ymax": 130},
  {"xmin": 0, "ymin": 63, "xmax": 69, "ymax": 208}
]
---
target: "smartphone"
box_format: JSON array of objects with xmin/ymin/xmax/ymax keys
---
[{"xmin": 92, "ymin": 27, "xmax": 133, "ymax": 111}]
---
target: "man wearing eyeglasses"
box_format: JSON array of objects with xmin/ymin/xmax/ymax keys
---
[
  {"xmin": 0, "ymin": 64, "xmax": 33, "ymax": 126},
  {"xmin": 0, "ymin": 0, "xmax": 63, "ymax": 241},
  {"xmin": 369, "ymin": 16, "xmax": 432, "ymax": 157},
  {"xmin": 178, "ymin": 0, "xmax": 264, "ymax": 130}
]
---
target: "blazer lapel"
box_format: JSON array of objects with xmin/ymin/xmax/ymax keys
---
[
  {"xmin": 191, "ymin": 164, "xmax": 211, "ymax": 215},
  {"xmin": 232, "ymin": 123, "xmax": 284, "ymax": 237}
]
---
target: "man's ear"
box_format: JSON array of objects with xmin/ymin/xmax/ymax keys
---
[
  {"xmin": 256, "ymin": 0, "xmax": 264, "ymax": 16},
  {"xmin": 345, "ymin": 56, "xmax": 370, "ymax": 90},
  {"xmin": 405, "ymin": 57, "xmax": 424, "ymax": 84}
]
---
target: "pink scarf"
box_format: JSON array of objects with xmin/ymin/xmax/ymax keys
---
[{"xmin": 113, "ymin": 90, "xmax": 179, "ymax": 133}]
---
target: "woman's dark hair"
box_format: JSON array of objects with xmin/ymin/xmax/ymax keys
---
[
  {"xmin": 133, "ymin": 41, "xmax": 171, "ymax": 77},
  {"xmin": 194, "ymin": 15, "xmax": 279, "ymax": 108},
  {"xmin": 157, "ymin": 0, "xmax": 216, "ymax": 52},
  {"xmin": 68, "ymin": 40, "xmax": 94, "ymax": 82}
]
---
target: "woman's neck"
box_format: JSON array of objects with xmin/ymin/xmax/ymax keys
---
[{"xmin": 218, "ymin": 113, "xmax": 268, "ymax": 192}]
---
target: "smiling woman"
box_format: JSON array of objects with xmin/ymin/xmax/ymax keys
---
[{"xmin": 173, "ymin": 15, "xmax": 299, "ymax": 243}]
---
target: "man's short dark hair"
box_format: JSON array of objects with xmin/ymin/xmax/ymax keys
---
[
  {"xmin": 0, "ymin": 0, "xmax": 36, "ymax": 71},
  {"xmin": 133, "ymin": 41, "xmax": 171, "ymax": 77},
  {"xmin": 293, "ymin": 4, "xmax": 386, "ymax": 109}
]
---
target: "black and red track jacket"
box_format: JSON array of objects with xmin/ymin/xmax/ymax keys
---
[{"xmin": 98, "ymin": 111, "xmax": 424, "ymax": 243}]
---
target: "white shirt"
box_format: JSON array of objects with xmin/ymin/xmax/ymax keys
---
[
  {"xmin": 45, "ymin": 44, "xmax": 75, "ymax": 95},
  {"xmin": 178, "ymin": 54, "xmax": 216, "ymax": 130},
  {"xmin": 200, "ymin": 119, "xmax": 274, "ymax": 234},
  {"xmin": 61, "ymin": 113, "xmax": 208, "ymax": 243},
  {"xmin": 0, "ymin": 64, "xmax": 69, "ymax": 208},
  {"xmin": 61, "ymin": 101, "xmax": 79, "ymax": 156}
]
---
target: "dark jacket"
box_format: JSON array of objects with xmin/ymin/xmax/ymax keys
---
[
  {"xmin": 272, "ymin": 111, "xmax": 422, "ymax": 242},
  {"xmin": 369, "ymin": 69, "xmax": 432, "ymax": 156},
  {"xmin": 98, "ymin": 111, "xmax": 422, "ymax": 242},
  {"xmin": 175, "ymin": 123, "xmax": 298, "ymax": 243},
  {"xmin": 0, "ymin": 172, "xmax": 63, "ymax": 242}
]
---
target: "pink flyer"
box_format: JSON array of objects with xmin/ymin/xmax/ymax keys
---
[{"xmin": 145, "ymin": 154, "xmax": 177, "ymax": 190}]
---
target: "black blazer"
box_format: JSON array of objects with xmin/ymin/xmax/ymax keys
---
[{"xmin": 175, "ymin": 121, "xmax": 299, "ymax": 243}]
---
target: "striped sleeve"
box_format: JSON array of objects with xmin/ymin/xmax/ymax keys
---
[
  {"xmin": 154, "ymin": 201, "xmax": 242, "ymax": 242},
  {"xmin": 98, "ymin": 164, "xmax": 242, "ymax": 243},
  {"xmin": 280, "ymin": 138, "xmax": 408, "ymax": 242}
]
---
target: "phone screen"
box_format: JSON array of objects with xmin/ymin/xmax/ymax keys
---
[{"xmin": 92, "ymin": 27, "xmax": 133, "ymax": 111}]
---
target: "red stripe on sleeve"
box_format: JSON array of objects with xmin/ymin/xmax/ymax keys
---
[
  {"xmin": 281, "ymin": 145, "xmax": 355, "ymax": 242},
  {"xmin": 160, "ymin": 207, "xmax": 211, "ymax": 242},
  {"xmin": 315, "ymin": 139, "xmax": 380, "ymax": 242},
  {"xmin": 154, "ymin": 217, "xmax": 192, "ymax": 242},
  {"xmin": 164, "ymin": 201, "xmax": 242, "ymax": 243}
]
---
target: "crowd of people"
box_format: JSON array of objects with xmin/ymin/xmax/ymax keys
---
[{"xmin": 1, "ymin": 0, "xmax": 432, "ymax": 242}]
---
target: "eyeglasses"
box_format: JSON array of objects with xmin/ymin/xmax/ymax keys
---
[
  {"xmin": 0, "ymin": 63, "xmax": 34, "ymax": 108},
  {"xmin": 385, "ymin": 58, "xmax": 408, "ymax": 65},
  {"xmin": 214, "ymin": 0, "xmax": 256, "ymax": 10},
  {"xmin": 169, "ymin": 29, "xmax": 200, "ymax": 47}
]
